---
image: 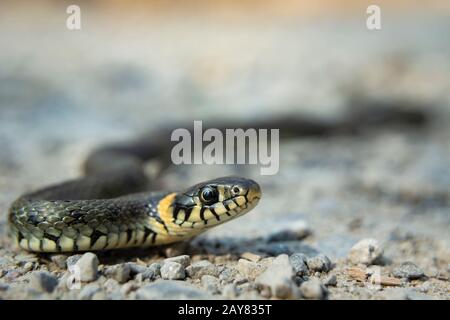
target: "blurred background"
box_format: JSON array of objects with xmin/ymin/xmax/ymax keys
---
[{"xmin": 0, "ymin": 0, "xmax": 449, "ymax": 299}]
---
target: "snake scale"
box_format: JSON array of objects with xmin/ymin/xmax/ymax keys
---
[{"xmin": 8, "ymin": 105, "xmax": 427, "ymax": 253}]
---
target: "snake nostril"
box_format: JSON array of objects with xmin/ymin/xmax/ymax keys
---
[{"xmin": 231, "ymin": 186, "xmax": 241, "ymax": 196}]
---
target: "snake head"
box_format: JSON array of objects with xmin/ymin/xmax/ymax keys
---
[{"xmin": 170, "ymin": 176, "xmax": 261, "ymax": 230}]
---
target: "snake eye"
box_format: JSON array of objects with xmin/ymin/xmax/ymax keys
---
[
  {"xmin": 199, "ymin": 187, "xmax": 218, "ymax": 205},
  {"xmin": 231, "ymin": 186, "xmax": 241, "ymax": 196}
]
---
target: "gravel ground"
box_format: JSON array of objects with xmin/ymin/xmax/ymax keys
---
[{"xmin": 0, "ymin": 3, "xmax": 449, "ymax": 300}]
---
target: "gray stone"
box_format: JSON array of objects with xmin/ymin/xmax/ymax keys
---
[
  {"xmin": 23, "ymin": 262, "xmax": 34, "ymax": 272},
  {"xmin": 201, "ymin": 275, "xmax": 220, "ymax": 294},
  {"xmin": 324, "ymin": 274, "xmax": 337, "ymax": 287},
  {"xmin": 289, "ymin": 253, "xmax": 309, "ymax": 276},
  {"xmin": 140, "ymin": 270, "xmax": 157, "ymax": 280},
  {"xmin": 148, "ymin": 263, "xmax": 162, "ymax": 277},
  {"xmin": 78, "ymin": 283, "xmax": 101, "ymax": 300},
  {"xmin": 236, "ymin": 259, "xmax": 267, "ymax": 279},
  {"xmin": 126, "ymin": 262, "xmax": 159, "ymax": 280},
  {"xmin": 164, "ymin": 255, "xmax": 191, "ymax": 268},
  {"xmin": 255, "ymin": 254, "xmax": 300, "ymax": 299},
  {"xmin": 74, "ymin": 252, "xmax": 99, "ymax": 282},
  {"xmin": 306, "ymin": 254, "xmax": 332, "ymax": 273},
  {"xmin": 29, "ymin": 271, "xmax": 58, "ymax": 293},
  {"xmin": 66, "ymin": 254, "xmax": 83, "ymax": 269},
  {"xmin": 299, "ymin": 278, "xmax": 328, "ymax": 300},
  {"xmin": 393, "ymin": 262, "xmax": 425, "ymax": 280},
  {"xmin": 104, "ymin": 264, "xmax": 131, "ymax": 283},
  {"xmin": 160, "ymin": 261, "xmax": 186, "ymax": 280},
  {"xmin": 348, "ymin": 239, "xmax": 384, "ymax": 265},
  {"xmin": 186, "ymin": 260, "xmax": 219, "ymax": 278},
  {"xmin": 136, "ymin": 281, "xmax": 210, "ymax": 300},
  {"xmin": 127, "ymin": 262, "xmax": 147, "ymax": 275},
  {"xmin": 219, "ymin": 267, "xmax": 238, "ymax": 284}
]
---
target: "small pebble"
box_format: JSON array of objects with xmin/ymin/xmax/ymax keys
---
[
  {"xmin": 127, "ymin": 262, "xmax": 146, "ymax": 274},
  {"xmin": 74, "ymin": 252, "xmax": 99, "ymax": 282},
  {"xmin": 133, "ymin": 262, "xmax": 161, "ymax": 280},
  {"xmin": 419, "ymin": 281, "xmax": 431, "ymax": 293},
  {"xmin": 23, "ymin": 262, "xmax": 34, "ymax": 272},
  {"xmin": 161, "ymin": 261, "xmax": 186, "ymax": 280},
  {"xmin": 164, "ymin": 255, "xmax": 191, "ymax": 268},
  {"xmin": 186, "ymin": 260, "xmax": 219, "ymax": 278},
  {"xmin": 201, "ymin": 275, "xmax": 220, "ymax": 294},
  {"xmin": 255, "ymin": 254, "xmax": 300, "ymax": 299},
  {"xmin": 299, "ymin": 278, "xmax": 328, "ymax": 300},
  {"xmin": 104, "ymin": 264, "xmax": 131, "ymax": 284},
  {"xmin": 236, "ymin": 259, "xmax": 266, "ymax": 279},
  {"xmin": 348, "ymin": 238, "xmax": 384, "ymax": 265},
  {"xmin": 306, "ymin": 254, "xmax": 332, "ymax": 273},
  {"xmin": 324, "ymin": 274, "xmax": 337, "ymax": 287},
  {"xmin": 289, "ymin": 253, "xmax": 309, "ymax": 276},
  {"xmin": 66, "ymin": 254, "xmax": 83, "ymax": 269},
  {"xmin": 219, "ymin": 267, "xmax": 238, "ymax": 284},
  {"xmin": 393, "ymin": 262, "xmax": 425, "ymax": 280},
  {"xmin": 29, "ymin": 271, "xmax": 58, "ymax": 293},
  {"xmin": 148, "ymin": 263, "xmax": 162, "ymax": 277}
]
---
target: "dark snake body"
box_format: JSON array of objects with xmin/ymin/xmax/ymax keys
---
[{"xmin": 8, "ymin": 107, "xmax": 427, "ymax": 252}]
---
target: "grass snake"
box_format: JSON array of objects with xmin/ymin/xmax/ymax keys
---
[{"xmin": 8, "ymin": 106, "xmax": 427, "ymax": 253}]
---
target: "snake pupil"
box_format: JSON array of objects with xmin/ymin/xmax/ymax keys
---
[{"xmin": 200, "ymin": 187, "xmax": 217, "ymax": 204}]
